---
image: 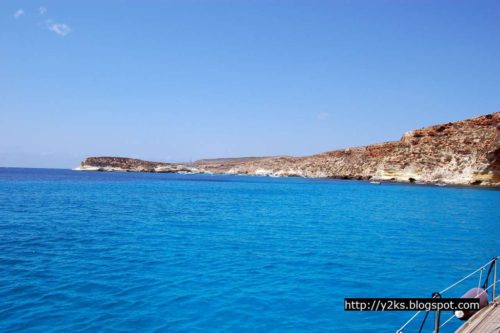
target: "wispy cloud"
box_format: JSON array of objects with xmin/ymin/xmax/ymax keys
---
[
  {"xmin": 317, "ymin": 112, "xmax": 330, "ymax": 120},
  {"xmin": 14, "ymin": 9, "xmax": 24, "ymax": 19},
  {"xmin": 47, "ymin": 21, "xmax": 72, "ymax": 36},
  {"xmin": 13, "ymin": 6, "xmax": 72, "ymax": 38}
]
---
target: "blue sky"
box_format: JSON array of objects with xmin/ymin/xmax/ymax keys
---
[{"xmin": 1, "ymin": 1, "xmax": 499, "ymax": 168}]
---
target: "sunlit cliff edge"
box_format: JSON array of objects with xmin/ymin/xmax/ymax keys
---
[{"xmin": 77, "ymin": 112, "xmax": 500, "ymax": 187}]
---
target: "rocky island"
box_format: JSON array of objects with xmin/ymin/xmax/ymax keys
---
[{"xmin": 77, "ymin": 112, "xmax": 500, "ymax": 187}]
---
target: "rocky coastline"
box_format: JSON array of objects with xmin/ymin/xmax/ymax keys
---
[{"xmin": 77, "ymin": 112, "xmax": 500, "ymax": 187}]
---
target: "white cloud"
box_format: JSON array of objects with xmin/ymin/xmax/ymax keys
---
[
  {"xmin": 14, "ymin": 9, "xmax": 24, "ymax": 19},
  {"xmin": 317, "ymin": 112, "xmax": 330, "ymax": 120},
  {"xmin": 47, "ymin": 22, "xmax": 72, "ymax": 36},
  {"xmin": 39, "ymin": 7, "xmax": 47, "ymax": 15}
]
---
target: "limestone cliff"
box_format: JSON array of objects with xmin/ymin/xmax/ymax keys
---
[
  {"xmin": 78, "ymin": 112, "xmax": 500, "ymax": 187},
  {"xmin": 75, "ymin": 157, "xmax": 194, "ymax": 173}
]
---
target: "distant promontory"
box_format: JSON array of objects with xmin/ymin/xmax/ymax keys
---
[{"xmin": 77, "ymin": 112, "xmax": 500, "ymax": 187}]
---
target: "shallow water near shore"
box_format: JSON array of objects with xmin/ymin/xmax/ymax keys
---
[{"xmin": 0, "ymin": 168, "xmax": 498, "ymax": 332}]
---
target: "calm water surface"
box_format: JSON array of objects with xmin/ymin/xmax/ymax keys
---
[{"xmin": 0, "ymin": 168, "xmax": 498, "ymax": 332}]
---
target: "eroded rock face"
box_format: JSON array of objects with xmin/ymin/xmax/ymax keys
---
[
  {"xmin": 78, "ymin": 112, "xmax": 500, "ymax": 187},
  {"xmin": 77, "ymin": 157, "xmax": 196, "ymax": 173}
]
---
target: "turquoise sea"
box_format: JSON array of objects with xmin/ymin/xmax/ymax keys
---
[{"xmin": 0, "ymin": 168, "xmax": 498, "ymax": 332}]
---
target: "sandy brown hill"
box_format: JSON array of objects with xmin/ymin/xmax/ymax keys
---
[{"xmin": 79, "ymin": 112, "xmax": 500, "ymax": 187}]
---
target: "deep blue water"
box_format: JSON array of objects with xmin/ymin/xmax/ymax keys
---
[{"xmin": 0, "ymin": 168, "xmax": 498, "ymax": 332}]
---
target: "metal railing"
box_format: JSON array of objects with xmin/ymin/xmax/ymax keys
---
[{"xmin": 396, "ymin": 256, "xmax": 498, "ymax": 333}]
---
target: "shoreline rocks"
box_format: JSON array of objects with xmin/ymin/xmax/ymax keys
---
[{"xmin": 77, "ymin": 112, "xmax": 500, "ymax": 187}]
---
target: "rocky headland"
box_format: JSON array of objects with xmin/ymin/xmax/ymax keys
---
[{"xmin": 77, "ymin": 112, "xmax": 500, "ymax": 187}]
